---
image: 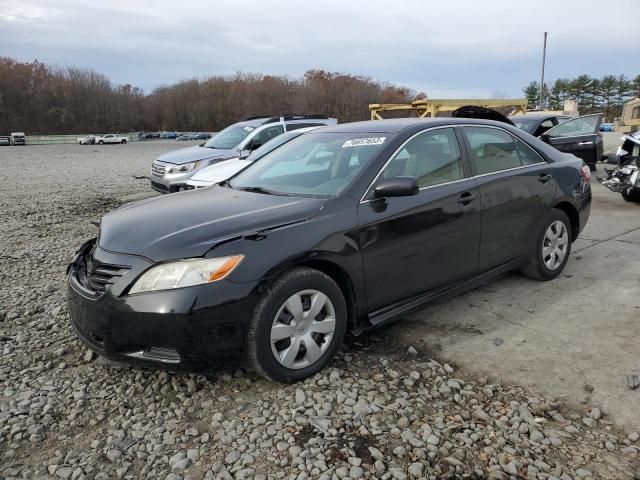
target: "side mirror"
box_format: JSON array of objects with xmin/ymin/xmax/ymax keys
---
[
  {"xmin": 373, "ymin": 176, "xmax": 419, "ymax": 198},
  {"xmin": 539, "ymin": 133, "xmax": 551, "ymax": 143}
]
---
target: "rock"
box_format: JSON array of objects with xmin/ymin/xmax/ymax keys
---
[
  {"xmin": 295, "ymin": 389, "xmax": 306, "ymax": 405},
  {"xmin": 55, "ymin": 466, "xmax": 73, "ymax": 479},
  {"xmin": 349, "ymin": 466, "xmax": 364, "ymax": 478},
  {"xmin": 106, "ymin": 449, "xmax": 122, "ymax": 463},
  {"xmin": 407, "ymin": 346, "xmax": 418, "ymax": 355},
  {"xmin": 589, "ymin": 407, "xmax": 602, "ymax": 420},
  {"xmin": 628, "ymin": 432, "xmax": 639, "ymax": 442},
  {"xmin": 408, "ymin": 462, "xmax": 424, "ymax": 478},
  {"xmin": 83, "ymin": 349, "xmax": 95, "ymax": 362},
  {"xmin": 225, "ymin": 450, "xmax": 241, "ymax": 465},
  {"xmin": 582, "ymin": 417, "xmax": 597, "ymax": 428},
  {"xmin": 368, "ymin": 447, "xmax": 384, "ymax": 461}
]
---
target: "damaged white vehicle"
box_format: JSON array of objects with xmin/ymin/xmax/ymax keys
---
[
  {"xmin": 185, "ymin": 126, "xmax": 322, "ymax": 189},
  {"xmin": 598, "ymin": 131, "xmax": 640, "ymax": 202}
]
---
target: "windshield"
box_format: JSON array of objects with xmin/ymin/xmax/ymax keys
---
[
  {"xmin": 230, "ymin": 132, "xmax": 389, "ymax": 198},
  {"xmin": 204, "ymin": 124, "xmax": 254, "ymax": 149},
  {"xmin": 511, "ymin": 119, "xmax": 538, "ymax": 134}
]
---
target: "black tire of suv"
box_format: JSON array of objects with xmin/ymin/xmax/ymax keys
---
[
  {"xmin": 521, "ymin": 209, "xmax": 572, "ymax": 281},
  {"xmin": 247, "ymin": 268, "xmax": 347, "ymax": 383},
  {"xmin": 121, "ymin": 139, "xmax": 127, "ymax": 144}
]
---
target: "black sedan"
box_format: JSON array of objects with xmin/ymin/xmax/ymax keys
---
[{"xmin": 67, "ymin": 118, "xmax": 592, "ymax": 382}]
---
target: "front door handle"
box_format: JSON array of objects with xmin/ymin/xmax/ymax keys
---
[
  {"xmin": 538, "ymin": 173, "xmax": 552, "ymax": 184},
  {"xmin": 578, "ymin": 141, "xmax": 593, "ymax": 145},
  {"xmin": 457, "ymin": 192, "xmax": 477, "ymax": 205}
]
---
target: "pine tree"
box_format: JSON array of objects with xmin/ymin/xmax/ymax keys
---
[{"xmin": 523, "ymin": 81, "xmax": 540, "ymax": 109}]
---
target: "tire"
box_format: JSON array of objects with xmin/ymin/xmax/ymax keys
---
[
  {"xmin": 98, "ymin": 140, "xmax": 104, "ymax": 145},
  {"xmin": 521, "ymin": 209, "xmax": 572, "ymax": 281},
  {"xmin": 622, "ymin": 190, "xmax": 640, "ymax": 202},
  {"xmin": 121, "ymin": 139, "xmax": 127, "ymax": 144},
  {"xmin": 248, "ymin": 267, "xmax": 347, "ymax": 383}
]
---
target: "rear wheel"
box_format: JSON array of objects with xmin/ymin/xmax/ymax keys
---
[
  {"xmin": 98, "ymin": 140, "xmax": 104, "ymax": 144},
  {"xmin": 248, "ymin": 268, "xmax": 346, "ymax": 383},
  {"xmin": 121, "ymin": 139, "xmax": 127, "ymax": 144},
  {"xmin": 521, "ymin": 209, "xmax": 572, "ymax": 281}
]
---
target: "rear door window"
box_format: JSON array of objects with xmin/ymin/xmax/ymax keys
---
[{"xmin": 463, "ymin": 127, "xmax": 521, "ymax": 175}]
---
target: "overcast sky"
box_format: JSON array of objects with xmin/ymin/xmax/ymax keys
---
[{"xmin": 1, "ymin": 0, "xmax": 639, "ymax": 98}]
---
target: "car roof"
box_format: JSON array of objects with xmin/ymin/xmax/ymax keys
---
[
  {"xmin": 510, "ymin": 114, "xmax": 558, "ymax": 121},
  {"xmin": 317, "ymin": 117, "xmax": 519, "ymax": 134}
]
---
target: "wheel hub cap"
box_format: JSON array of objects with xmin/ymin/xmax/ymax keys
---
[
  {"xmin": 270, "ymin": 290, "xmax": 336, "ymax": 370},
  {"xmin": 542, "ymin": 220, "xmax": 568, "ymax": 271}
]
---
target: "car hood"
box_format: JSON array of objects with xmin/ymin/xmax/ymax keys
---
[
  {"xmin": 99, "ymin": 186, "xmax": 325, "ymax": 261},
  {"xmin": 190, "ymin": 158, "xmax": 252, "ymax": 183},
  {"xmin": 156, "ymin": 145, "xmax": 237, "ymax": 165}
]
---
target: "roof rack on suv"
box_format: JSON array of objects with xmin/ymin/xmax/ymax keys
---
[{"xmin": 243, "ymin": 114, "xmax": 330, "ymax": 124}]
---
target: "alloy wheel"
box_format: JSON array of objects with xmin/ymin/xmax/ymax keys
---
[
  {"xmin": 270, "ymin": 289, "xmax": 336, "ymax": 370},
  {"xmin": 542, "ymin": 220, "xmax": 568, "ymax": 270}
]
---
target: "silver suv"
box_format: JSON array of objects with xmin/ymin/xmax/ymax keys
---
[{"xmin": 150, "ymin": 115, "xmax": 337, "ymax": 193}]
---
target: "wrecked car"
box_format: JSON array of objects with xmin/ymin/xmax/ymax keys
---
[
  {"xmin": 67, "ymin": 118, "xmax": 591, "ymax": 383},
  {"xmin": 598, "ymin": 131, "xmax": 640, "ymax": 202},
  {"xmin": 452, "ymin": 107, "xmax": 603, "ymax": 170}
]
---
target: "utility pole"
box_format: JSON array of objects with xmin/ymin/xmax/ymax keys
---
[{"xmin": 539, "ymin": 32, "xmax": 548, "ymax": 111}]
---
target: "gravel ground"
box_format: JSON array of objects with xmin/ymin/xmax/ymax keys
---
[{"xmin": 1, "ymin": 142, "xmax": 639, "ymax": 480}]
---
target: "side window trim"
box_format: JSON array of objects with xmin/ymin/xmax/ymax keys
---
[{"xmin": 361, "ymin": 126, "xmax": 469, "ymax": 202}]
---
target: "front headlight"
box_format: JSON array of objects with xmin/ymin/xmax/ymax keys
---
[
  {"xmin": 169, "ymin": 160, "xmax": 201, "ymax": 173},
  {"xmin": 129, "ymin": 255, "xmax": 244, "ymax": 294}
]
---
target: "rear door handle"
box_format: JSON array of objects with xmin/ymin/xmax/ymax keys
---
[
  {"xmin": 457, "ymin": 192, "xmax": 477, "ymax": 205},
  {"xmin": 538, "ymin": 173, "xmax": 552, "ymax": 184}
]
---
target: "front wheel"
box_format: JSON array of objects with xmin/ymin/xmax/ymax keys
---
[
  {"xmin": 521, "ymin": 209, "xmax": 572, "ymax": 281},
  {"xmin": 121, "ymin": 139, "xmax": 127, "ymax": 144},
  {"xmin": 247, "ymin": 268, "xmax": 347, "ymax": 383}
]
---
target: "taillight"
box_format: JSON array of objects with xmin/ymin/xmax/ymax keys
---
[{"xmin": 580, "ymin": 165, "xmax": 591, "ymax": 182}]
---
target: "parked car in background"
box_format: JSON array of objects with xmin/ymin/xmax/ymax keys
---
[
  {"xmin": 510, "ymin": 114, "xmax": 572, "ymax": 137},
  {"xmin": 68, "ymin": 117, "xmax": 591, "ymax": 382},
  {"xmin": 185, "ymin": 126, "xmax": 323, "ymax": 189},
  {"xmin": 95, "ymin": 134, "xmax": 128, "ymax": 144},
  {"xmin": 176, "ymin": 133, "xmax": 198, "ymax": 141},
  {"xmin": 150, "ymin": 115, "xmax": 337, "ymax": 193},
  {"xmin": 0, "ymin": 136, "xmax": 10, "ymax": 146},
  {"xmin": 78, "ymin": 135, "xmax": 96, "ymax": 145},
  {"xmin": 11, "ymin": 132, "xmax": 25, "ymax": 145},
  {"xmin": 196, "ymin": 132, "xmax": 212, "ymax": 140},
  {"xmin": 160, "ymin": 131, "xmax": 178, "ymax": 139},
  {"xmin": 453, "ymin": 107, "xmax": 603, "ymax": 171},
  {"xmin": 139, "ymin": 132, "xmax": 161, "ymax": 140},
  {"xmin": 599, "ymin": 123, "xmax": 614, "ymax": 132}
]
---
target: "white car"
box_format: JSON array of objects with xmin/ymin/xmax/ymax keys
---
[
  {"xmin": 185, "ymin": 126, "xmax": 321, "ymax": 189},
  {"xmin": 95, "ymin": 134, "xmax": 128, "ymax": 144}
]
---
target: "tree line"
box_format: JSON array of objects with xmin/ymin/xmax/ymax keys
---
[
  {"xmin": 0, "ymin": 57, "xmax": 420, "ymax": 134},
  {"xmin": 523, "ymin": 74, "xmax": 640, "ymax": 120}
]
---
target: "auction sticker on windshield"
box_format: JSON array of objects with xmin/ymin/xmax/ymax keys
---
[{"xmin": 342, "ymin": 137, "xmax": 386, "ymax": 148}]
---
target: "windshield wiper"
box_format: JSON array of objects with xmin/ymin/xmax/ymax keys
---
[{"xmin": 234, "ymin": 186, "xmax": 289, "ymax": 196}]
